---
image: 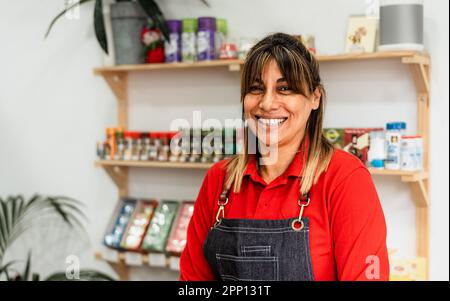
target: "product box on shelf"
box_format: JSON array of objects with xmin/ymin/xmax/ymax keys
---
[
  {"xmin": 323, "ymin": 128, "xmax": 345, "ymax": 149},
  {"xmin": 120, "ymin": 199, "xmax": 158, "ymax": 251},
  {"xmin": 103, "ymin": 198, "xmax": 138, "ymax": 250},
  {"xmin": 142, "ymin": 200, "xmax": 180, "ymax": 253},
  {"xmin": 343, "ymin": 128, "xmax": 383, "ymax": 165},
  {"xmin": 166, "ymin": 201, "xmax": 195, "ymax": 257}
]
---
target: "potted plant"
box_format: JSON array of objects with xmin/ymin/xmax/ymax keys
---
[
  {"xmin": 0, "ymin": 195, "xmax": 114, "ymax": 281},
  {"xmin": 45, "ymin": 0, "xmax": 209, "ymax": 65}
]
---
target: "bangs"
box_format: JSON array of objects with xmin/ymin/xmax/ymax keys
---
[{"xmin": 241, "ymin": 43, "xmax": 315, "ymax": 100}]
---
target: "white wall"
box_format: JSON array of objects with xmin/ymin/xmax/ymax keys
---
[{"xmin": 0, "ymin": 0, "xmax": 448, "ymax": 280}]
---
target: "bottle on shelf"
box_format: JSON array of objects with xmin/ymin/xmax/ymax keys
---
[{"xmin": 385, "ymin": 122, "xmax": 406, "ymax": 170}]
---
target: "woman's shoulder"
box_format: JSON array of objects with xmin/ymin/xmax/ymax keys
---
[{"xmin": 323, "ymin": 148, "xmax": 370, "ymax": 185}]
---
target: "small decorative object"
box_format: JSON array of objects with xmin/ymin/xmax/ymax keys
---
[
  {"xmin": 219, "ymin": 42, "xmax": 238, "ymax": 59},
  {"xmin": 141, "ymin": 21, "xmax": 165, "ymax": 63},
  {"xmin": 294, "ymin": 35, "xmax": 316, "ymax": 54},
  {"xmin": 345, "ymin": 15, "xmax": 378, "ymax": 53},
  {"xmin": 379, "ymin": 0, "xmax": 424, "ymax": 51}
]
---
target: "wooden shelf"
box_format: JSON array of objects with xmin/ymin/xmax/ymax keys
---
[
  {"xmin": 95, "ymin": 160, "xmax": 213, "ymax": 170},
  {"xmin": 94, "ymin": 250, "xmax": 180, "ymax": 280},
  {"xmin": 96, "ymin": 159, "xmax": 427, "ymax": 182},
  {"xmin": 94, "ymin": 51, "xmax": 429, "ymax": 75}
]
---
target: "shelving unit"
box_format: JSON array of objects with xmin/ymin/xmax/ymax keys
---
[{"xmin": 94, "ymin": 51, "xmax": 431, "ymax": 280}]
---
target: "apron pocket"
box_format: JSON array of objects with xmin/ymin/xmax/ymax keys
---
[
  {"xmin": 216, "ymin": 253, "xmax": 279, "ymax": 281},
  {"xmin": 240, "ymin": 245, "xmax": 271, "ymax": 257}
]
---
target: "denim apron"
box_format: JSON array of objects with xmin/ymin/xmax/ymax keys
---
[{"xmin": 203, "ymin": 186, "xmax": 314, "ymax": 281}]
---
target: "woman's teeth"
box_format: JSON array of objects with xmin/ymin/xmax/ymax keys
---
[{"xmin": 257, "ymin": 118, "xmax": 286, "ymax": 126}]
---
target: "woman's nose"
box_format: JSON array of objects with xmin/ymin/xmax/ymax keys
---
[{"xmin": 259, "ymin": 90, "xmax": 279, "ymax": 111}]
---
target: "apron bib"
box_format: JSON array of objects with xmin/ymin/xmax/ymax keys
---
[{"xmin": 203, "ymin": 187, "xmax": 314, "ymax": 281}]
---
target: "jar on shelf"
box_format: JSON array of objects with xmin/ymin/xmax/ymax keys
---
[
  {"xmin": 165, "ymin": 19, "xmax": 182, "ymax": 63},
  {"xmin": 385, "ymin": 122, "xmax": 406, "ymax": 170},
  {"xmin": 148, "ymin": 132, "xmax": 159, "ymax": 161},
  {"xmin": 130, "ymin": 131, "xmax": 141, "ymax": 161},
  {"xmin": 158, "ymin": 132, "xmax": 170, "ymax": 161},
  {"xmin": 179, "ymin": 127, "xmax": 191, "ymax": 163},
  {"xmin": 123, "ymin": 131, "xmax": 134, "ymax": 161},
  {"xmin": 182, "ymin": 18, "xmax": 197, "ymax": 63},
  {"xmin": 115, "ymin": 128, "xmax": 125, "ymax": 161},
  {"xmin": 368, "ymin": 130, "xmax": 385, "ymax": 169},
  {"xmin": 215, "ymin": 18, "xmax": 228, "ymax": 59},
  {"xmin": 400, "ymin": 135, "xmax": 423, "ymax": 171},
  {"xmin": 168, "ymin": 131, "xmax": 182, "ymax": 162},
  {"xmin": 140, "ymin": 132, "xmax": 150, "ymax": 161},
  {"xmin": 197, "ymin": 17, "xmax": 216, "ymax": 61}
]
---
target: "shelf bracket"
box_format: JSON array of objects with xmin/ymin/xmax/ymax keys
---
[
  {"xmin": 408, "ymin": 179, "xmax": 429, "ymax": 208},
  {"xmin": 402, "ymin": 55, "xmax": 430, "ymax": 95},
  {"xmin": 103, "ymin": 165, "xmax": 129, "ymax": 197},
  {"xmin": 99, "ymin": 72, "xmax": 128, "ymax": 100}
]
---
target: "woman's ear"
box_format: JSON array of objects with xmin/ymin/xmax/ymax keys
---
[{"xmin": 311, "ymin": 87, "xmax": 321, "ymax": 110}]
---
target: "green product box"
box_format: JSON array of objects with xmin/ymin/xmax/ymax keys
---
[
  {"xmin": 142, "ymin": 200, "xmax": 180, "ymax": 253},
  {"xmin": 323, "ymin": 128, "xmax": 345, "ymax": 149}
]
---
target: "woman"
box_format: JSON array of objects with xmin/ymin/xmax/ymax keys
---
[{"xmin": 180, "ymin": 33, "xmax": 389, "ymax": 281}]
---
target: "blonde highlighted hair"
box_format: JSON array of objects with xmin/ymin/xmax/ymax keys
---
[{"xmin": 225, "ymin": 33, "xmax": 334, "ymax": 195}]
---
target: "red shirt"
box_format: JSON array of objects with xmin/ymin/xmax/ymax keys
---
[{"xmin": 180, "ymin": 143, "xmax": 389, "ymax": 281}]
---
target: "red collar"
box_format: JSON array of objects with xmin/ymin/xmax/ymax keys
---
[{"xmin": 243, "ymin": 136, "xmax": 310, "ymax": 184}]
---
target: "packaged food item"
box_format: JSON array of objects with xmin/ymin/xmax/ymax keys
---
[
  {"xmin": 104, "ymin": 198, "xmax": 137, "ymax": 249},
  {"xmin": 344, "ymin": 128, "xmax": 383, "ymax": 166},
  {"xmin": 238, "ymin": 37, "xmax": 257, "ymax": 60},
  {"xmin": 385, "ymin": 122, "xmax": 406, "ymax": 170},
  {"xmin": 165, "ymin": 20, "xmax": 182, "ymax": 63},
  {"xmin": 128, "ymin": 132, "xmax": 141, "ymax": 161},
  {"xmin": 212, "ymin": 128, "xmax": 224, "ymax": 163},
  {"xmin": 120, "ymin": 199, "xmax": 157, "ymax": 251},
  {"xmin": 179, "ymin": 128, "xmax": 191, "ymax": 163},
  {"xmin": 389, "ymin": 257, "xmax": 427, "ymax": 281},
  {"xmin": 166, "ymin": 201, "xmax": 195, "ymax": 256},
  {"xmin": 201, "ymin": 128, "xmax": 214, "ymax": 163},
  {"xmin": 168, "ymin": 131, "xmax": 182, "ymax": 162},
  {"xmin": 148, "ymin": 132, "xmax": 159, "ymax": 161},
  {"xmin": 142, "ymin": 200, "xmax": 180, "ymax": 253},
  {"xmin": 323, "ymin": 128, "xmax": 345, "ymax": 149},
  {"xmin": 158, "ymin": 132, "xmax": 170, "ymax": 161},
  {"xmin": 106, "ymin": 128, "xmax": 117, "ymax": 160},
  {"xmin": 197, "ymin": 17, "xmax": 216, "ymax": 61},
  {"xmin": 115, "ymin": 128, "xmax": 125, "ymax": 161},
  {"xmin": 368, "ymin": 130, "xmax": 386, "ymax": 169},
  {"xmin": 215, "ymin": 18, "xmax": 228, "ymax": 58},
  {"xmin": 400, "ymin": 135, "xmax": 423, "ymax": 171},
  {"xmin": 182, "ymin": 18, "xmax": 197, "ymax": 63},
  {"xmin": 190, "ymin": 128, "xmax": 202, "ymax": 163},
  {"xmin": 140, "ymin": 132, "xmax": 150, "ymax": 161},
  {"xmin": 96, "ymin": 141, "xmax": 106, "ymax": 160}
]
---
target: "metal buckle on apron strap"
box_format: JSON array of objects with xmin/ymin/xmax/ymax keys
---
[
  {"xmin": 214, "ymin": 191, "xmax": 229, "ymax": 228},
  {"xmin": 291, "ymin": 193, "xmax": 310, "ymax": 232}
]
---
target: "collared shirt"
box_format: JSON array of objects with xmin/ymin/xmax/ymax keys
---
[{"xmin": 180, "ymin": 140, "xmax": 389, "ymax": 281}]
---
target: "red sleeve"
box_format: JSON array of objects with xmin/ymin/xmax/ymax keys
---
[
  {"xmin": 329, "ymin": 167, "xmax": 390, "ymax": 281},
  {"xmin": 179, "ymin": 162, "xmax": 226, "ymax": 281}
]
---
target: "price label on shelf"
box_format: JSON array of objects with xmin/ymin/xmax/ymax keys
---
[
  {"xmin": 148, "ymin": 253, "xmax": 167, "ymax": 267},
  {"xmin": 102, "ymin": 248, "xmax": 119, "ymax": 263},
  {"xmin": 124, "ymin": 252, "xmax": 144, "ymax": 266},
  {"xmin": 169, "ymin": 256, "xmax": 180, "ymax": 271}
]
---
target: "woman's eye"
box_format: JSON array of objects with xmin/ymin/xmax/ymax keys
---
[
  {"xmin": 249, "ymin": 86, "xmax": 263, "ymax": 94},
  {"xmin": 278, "ymin": 86, "xmax": 291, "ymax": 92}
]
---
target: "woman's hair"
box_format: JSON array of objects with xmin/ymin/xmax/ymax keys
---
[{"xmin": 225, "ymin": 32, "xmax": 334, "ymax": 195}]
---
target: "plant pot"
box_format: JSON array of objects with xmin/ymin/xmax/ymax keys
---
[{"xmin": 110, "ymin": 1, "xmax": 146, "ymax": 65}]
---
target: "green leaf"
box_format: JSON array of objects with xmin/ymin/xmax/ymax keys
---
[
  {"xmin": 23, "ymin": 251, "xmax": 32, "ymax": 281},
  {"xmin": 137, "ymin": 0, "xmax": 170, "ymax": 41},
  {"xmin": 44, "ymin": 269, "xmax": 116, "ymax": 281},
  {"xmin": 94, "ymin": 0, "xmax": 108, "ymax": 54},
  {"xmin": 44, "ymin": 0, "xmax": 95, "ymax": 38}
]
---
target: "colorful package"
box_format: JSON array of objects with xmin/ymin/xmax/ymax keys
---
[
  {"xmin": 323, "ymin": 128, "xmax": 345, "ymax": 149},
  {"xmin": 166, "ymin": 201, "xmax": 195, "ymax": 255},
  {"xmin": 120, "ymin": 199, "xmax": 157, "ymax": 251},
  {"xmin": 343, "ymin": 128, "xmax": 383, "ymax": 165},
  {"xmin": 103, "ymin": 198, "xmax": 137, "ymax": 249},
  {"xmin": 142, "ymin": 200, "xmax": 180, "ymax": 253}
]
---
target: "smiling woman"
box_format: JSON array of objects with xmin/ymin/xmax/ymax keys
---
[{"xmin": 180, "ymin": 33, "xmax": 390, "ymax": 281}]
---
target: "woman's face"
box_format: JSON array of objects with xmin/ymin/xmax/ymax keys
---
[{"xmin": 244, "ymin": 59, "xmax": 321, "ymax": 149}]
